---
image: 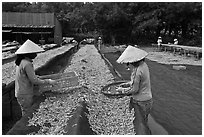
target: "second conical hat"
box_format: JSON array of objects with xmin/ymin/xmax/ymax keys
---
[
  {"xmin": 116, "ymin": 45, "xmax": 148, "ymax": 64},
  {"xmin": 15, "ymin": 39, "xmax": 45, "ymax": 54}
]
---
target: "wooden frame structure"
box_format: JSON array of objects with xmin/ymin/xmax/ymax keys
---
[
  {"xmin": 152, "ymin": 43, "xmax": 202, "ymax": 59},
  {"xmin": 2, "ymin": 12, "xmax": 62, "ymax": 45}
]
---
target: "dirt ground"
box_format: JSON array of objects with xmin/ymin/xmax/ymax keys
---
[{"xmin": 102, "ymin": 46, "xmax": 202, "ymax": 135}]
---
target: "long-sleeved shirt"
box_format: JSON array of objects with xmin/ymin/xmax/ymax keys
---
[
  {"xmin": 15, "ymin": 58, "xmax": 49, "ymax": 97},
  {"xmin": 157, "ymin": 39, "xmax": 162, "ymax": 45},
  {"xmin": 130, "ymin": 61, "xmax": 152, "ymax": 101}
]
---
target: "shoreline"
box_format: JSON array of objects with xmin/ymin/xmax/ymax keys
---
[{"xmin": 143, "ymin": 47, "xmax": 202, "ymax": 66}]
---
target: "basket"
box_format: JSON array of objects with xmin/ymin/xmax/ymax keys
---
[
  {"xmin": 39, "ymin": 76, "xmax": 80, "ymax": 92},
  {"xmin": 40, "ymin": 71, "xmax": 77, "ymax": 80},
  {"xmin": 101, "ymin": 80, "xmax": 131, "ymax": 98}
]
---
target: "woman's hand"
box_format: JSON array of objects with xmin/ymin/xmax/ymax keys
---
[
  {"xmin": 48, "ymin": 79, "xmax": 57, "ymax": 85},
  {"xmin": 119, "ymin": 82, "xmax": 131, "ymax": 88},
  {"xmin": 116, "ymin": 86, "xmax": 124, "ymax": 92}
]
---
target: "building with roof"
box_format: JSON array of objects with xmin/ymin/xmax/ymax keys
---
[{"xmin": 2, "ymin": 12, "xmax": 62, "ymax": 45}]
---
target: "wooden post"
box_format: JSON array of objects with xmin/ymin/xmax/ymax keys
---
[
  {"xmin": 178, "ymin": 48, "xmax": 182, "ymax": 55},
  {"xmin": 196, "ymin": 52, "xmax": 199, "ymax": 59},
  {"xmin": 164, "ymin": 46, "xmax": 167, "ymax": 52},
  {"xmin": 173, "ymin": 47, "xmax": 176, "ymax": 54},
  {"xmin": 184, "ymin": 49, "xmax": 187, "ymax": 56}
]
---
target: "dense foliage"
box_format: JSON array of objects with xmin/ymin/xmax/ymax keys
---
[{"xmin": 2, "ymin": 2, "xmax": 202, "ymax": 46}]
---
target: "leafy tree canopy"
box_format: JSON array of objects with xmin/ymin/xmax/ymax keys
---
[{"xmin": 2, "ymin": 2, "xmax": 202, "ymax": 46}]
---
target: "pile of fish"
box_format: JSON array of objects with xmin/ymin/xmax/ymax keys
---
[
  {"xmin": 27, "ymin": 44, "xmax": 135, "ymax": 135},
  {"xmin": 28, "ymin": 92, "xmax": 80, "ymax": 135},
  {"xmin": 64, "ymin": 45, "xmax": 135, "ymax": 135}
]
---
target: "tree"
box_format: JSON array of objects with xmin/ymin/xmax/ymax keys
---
[{"xmin": 2, "ymin": 2, "xmax": 202, "ymax": 46}]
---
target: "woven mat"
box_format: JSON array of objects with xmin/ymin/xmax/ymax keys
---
[{"xmin": 39, "ymin": 73, "xmax": 80, "ymax": 92}]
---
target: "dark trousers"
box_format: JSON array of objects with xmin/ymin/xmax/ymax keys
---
[
  {"xmin": 130, "ymin": 98, "xmax": 153, "ymax": 135},
  {"xmin": 16, "ymin": 95, "xmax": 33, "ymax": 116}
]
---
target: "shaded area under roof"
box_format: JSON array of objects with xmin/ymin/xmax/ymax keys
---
[
  {"xmin": 2, "ymin": 24, "xmax": 55, "ymax": 28},
  {"xmin": 2, "ymin": 12, "xmax": 55, "ymax": 27}
]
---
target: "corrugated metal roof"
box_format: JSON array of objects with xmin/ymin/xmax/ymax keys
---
[
  {"xmin": 2, "ymin": 12, "xmax": 55, "ymax": 27},
  {"xmin": 2, "ymin": 30, "xmax": 12, "ymax": 32}
]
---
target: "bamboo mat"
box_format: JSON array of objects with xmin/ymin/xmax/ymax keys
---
[{"xmin": 39, "ymin": 71, "xmax": 80, "ymax": 92}]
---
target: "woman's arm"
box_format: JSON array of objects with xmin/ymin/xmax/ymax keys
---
[
  {"xmin": 125, "ymin": 70, "xmax": 141, "ymax": 95},
  {"xmin": 25, "ymin": 63, "xmax": 50, "ymax": 85}
]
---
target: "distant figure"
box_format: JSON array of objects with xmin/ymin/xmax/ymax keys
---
[
  {"xmin": 72, "ymin": 39, "xmax": 79, "ymax": 49},
  {"xmin": 72, "ymin": 39, "xmax": 78, "ymax": 44},
  {"xmin": 157, "ymin": 36, "xmax": 162, "ymax": 50},
  {"xmin": 98, "ymin": 36, "xmax": 102, "ymax": 51},
  {"xmin": 174, "ymin": 39, "xmax": 178, "ymax": 45}
]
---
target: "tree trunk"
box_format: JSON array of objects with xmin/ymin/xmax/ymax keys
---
[
  {"xmin": 181, "ymin": 23, "xmax": 188, "ymax": 38},
  {"xmin": 111, "ymin": 34, "xmax": 116, "ymax": 46}
]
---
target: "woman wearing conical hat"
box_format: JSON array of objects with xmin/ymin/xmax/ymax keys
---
[
  {"xmin": 174, "ymin": 38, "xmax": 178, "ymax": 45},
  {"xmin": 116, "ymin": 45, "xmax": 153, "ymax": 135},
  {"xmin": 98, "ymin": 36, "xmax": 102, "ymax": 51},
  {"xmin": 157, "ymin": 36, "xmax": 162, "ymax": 50},
  {"xmin": 15, "ymin": 39, "xmax": 56, "ymax": 116}
]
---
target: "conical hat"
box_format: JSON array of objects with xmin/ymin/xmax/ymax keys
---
[
  {"xmin": 116, "ymin": 45, "xmax": 148, "ymax": 64},
  {"xmin": 15, "ymin": 39, "xmax": 45, "ymax": 54}
]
